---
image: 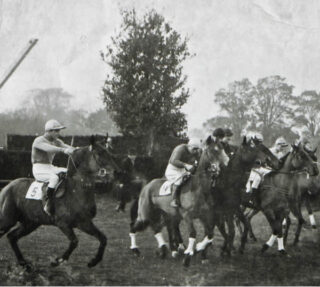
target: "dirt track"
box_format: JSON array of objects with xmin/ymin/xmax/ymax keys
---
[{"xmin": 1, "ymin": 193, "xmax": 320, "ymax": 286}]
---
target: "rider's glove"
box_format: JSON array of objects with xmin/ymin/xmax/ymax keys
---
[
  {"xmin": 184, "ymin": 164, "xmax": 193, "ymax": 171},
  {"xmin": 64, "ymin": 147, "xmax": 75, "ymax": 155}
]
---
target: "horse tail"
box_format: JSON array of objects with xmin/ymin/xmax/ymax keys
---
[{"xmin": 132, "ymin": 182, "xmax": 155, "ymax": 232}]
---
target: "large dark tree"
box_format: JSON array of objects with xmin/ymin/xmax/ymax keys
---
[
  {"xmin": 213, "ymin": 78, "xmax": 256, "ymax": 143},
  {"xmin": 292, "ymin": 90, "xmax": 320, "ymax": 136},
  {"xmin": 253, "ymin": 75, "xmax": 294, "ymax": 143},
  {"xmin": 101, "ymin": 9, "xmax": 191, "ymax": 155}
]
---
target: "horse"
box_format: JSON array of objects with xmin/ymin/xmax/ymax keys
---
[
  {"xmin": 200, "ymin": 136, "xmax": 281, "ymax": 259},
  {"xmin": 130, "ymin": 136, "xmax": 229, "ymax": 267},
  {"xmin": 251, "ymin": 143, "xmax": 319, "ymax": 255},
  {"xmin": 0, "ymin": 136, "xmax": 121, "ymax": 270}
]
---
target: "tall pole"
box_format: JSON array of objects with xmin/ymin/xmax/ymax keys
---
[{"xmin": 0, "ymin": 38, "xmax": 38, "ymax": 90}]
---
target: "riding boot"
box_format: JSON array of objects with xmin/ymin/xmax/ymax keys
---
[
  {"xmin": 251, "ymin": 188, "xmax": 260, "ymax": 208},
  {"xmin": 170, "ymin": 185, "xmax": 182, "ymax": 208},
  {"xmin": 44, "ymin": 187, "xmax": 55, "ymax": 216}
]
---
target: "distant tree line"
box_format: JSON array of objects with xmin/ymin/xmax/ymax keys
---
[
  {"xmin": 203, "ymin": 76, "xmax": 320, "ymax": 146},
  {"xmin": 0, "ymin": 88, "xmax": 119, "ymax": 147}
]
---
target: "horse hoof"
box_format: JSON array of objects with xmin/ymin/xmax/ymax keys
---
[
  {"xmin": 261, "ymin": 244, "xmax": 269, "ymax": 254},
  {"xmin": 20, "ymin": 261, "xmax": 33, "ymax": 273},
  {"xmin": 201, "ymin": 259, "xmax": 209, "ymax": 265},
  {"xmin": 87, "ymin": 258, "xmax": 99, "ymax": 268},
  {"xmin": 279, "ymin": 250, "xmax": 290, "ymax": 257},
  {"xmin": 156, "ymin": 245, "xmax": 167, "ymax": 259},
  {"xmin": 130, "ymin": 248, "xmax": 140, "ymax": 257},
  {"xmin": 172, "ymin": 251, "xmax": 179, "ymax": 258},
  {"xmin": 312, "ymin": 225, "xmax": 317, "ymax": 229},
  {"xmin": 238, "ymin": 248, "xmax": 244, "ymax": 255},
  {"xmin": 51, "ymin": 257, "xmax": 66, "ymax": 267},
  {"xmin": 183, "ymin": 255, "xmax": 191, "ymax": 267}
]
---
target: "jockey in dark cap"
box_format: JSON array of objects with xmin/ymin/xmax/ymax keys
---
[
  {"xmin": 212, "ymin": 128, "xmax": 225, "ymax": 142},
  {"xmin": 221, "ymin": 128, "xmax": 237, "ymax": 157}
]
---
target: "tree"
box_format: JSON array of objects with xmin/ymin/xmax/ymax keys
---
[
  {"xmin": 292, "ymin": 90, "xmax": 320, "ymax": 136},
  {"xmin": 213, "ymin": 78, "xmax": 255, "ymax": 143},
  {"xmin": 253, "ymin": 76, "xmax": 294, "ymax": 144},
  {"xmin": 101, "ymin": 9, "xmax": 191, "ymax": 155}
]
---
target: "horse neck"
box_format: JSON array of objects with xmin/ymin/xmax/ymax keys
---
[{"xmin": 280, "ymin": 153, "xmax": 295, "ymax": 173}]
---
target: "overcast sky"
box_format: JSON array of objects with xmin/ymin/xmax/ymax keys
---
[{"xmin": 0, "ymin": 0, "xmax": 320, "ymax": 131}]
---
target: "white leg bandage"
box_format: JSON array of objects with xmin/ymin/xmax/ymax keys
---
[
  {"xmin": 184, "ymin": 237, "xmax": 196, "ymax": 255},
  {"xmin": 310, "ymin": 214, "xmax": 316, "ymax": 226},
  {"xmin": 277, "ymin": 237, "xmax": 284, "ymax": 250},
  {"xmin": 154, "ymin": 232, "xmax": 166, "ymax": 248},
  {"xmin": 282, "ymin": 218, "xmax": 287, "ymax": 226},
  {"xmin": 129, "ymin": 233, "xmax": 138, "ymax": 249},
  {"xmin": 196, "ymin": 236, "xmax": 213, "ymax": 251},
  {"xmin": 178, "ymin": 243, "xmax": 185, "ymax": 251},
  {"xmin": 266, "ymin": 234, "xmax": 277, "ymax": 247}
]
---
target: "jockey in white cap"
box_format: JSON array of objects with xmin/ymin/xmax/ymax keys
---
[
  {"xmin": 32, "ymin": 119, "xmax": 76, "ymax": 216},
  {"xmin": 245, "ymin": 134, "xmax": 289, "ymax": 201},
  {"xmin": 270, "ymin": 137, "xmax": 289, "ymax": 160},
  {"xmin": 165, "ymin": 138, "xmax": 202, "ymax": 207},
  {"xmin": 245, "ymin": 132, "xmax": 270, "ymax": 195}
]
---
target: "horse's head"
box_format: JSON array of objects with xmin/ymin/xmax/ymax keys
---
[
  {"xmin": 199, "ymin": 136, "xmax": 229, "ymax": 175},
  {"xmin": 288, "ymin": 143, "xmax": 319, "ymax": 176},
  {"xmin": 239, "ymin": 136, "xmax": 280, "ymax": 169},
  {"xmin": 70, "ymin": 136, "xmax": 121, "ymax": 181}
]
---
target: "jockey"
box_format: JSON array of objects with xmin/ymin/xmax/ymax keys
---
[
  {"xmin": 269, "ymin": 137, "xmax": 289, "ymax": 160},
  {"xmin": 245, "ymin": 132, "xmax": 271, "ymax": 195},
  {"xmin": 165, "ymin": 138, "xmax": 202, "ymax": 208},
  {"xmin": 221, "ymin": 128, "xmax": 237, "ymax": 157},
  {"xmin": 32, "ymin": 119, "xmax": 76, "ymax": 216},
  {"xmin": 212, "ymin": 128, "xmax": 225, "ymax": 142}
]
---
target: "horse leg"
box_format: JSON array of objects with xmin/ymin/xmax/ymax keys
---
[
  {"xmin": 305, "ymin": 195, "xmax": 317, "ymax": 228},
  {"xmin": 77, "ymin": 220, "xmax": 107, "ymax": 268},
  {"xmin": 7, "ymin": 222, "xmax": 39, "ymax": 269},
  {"xmin": 129, "ymin": 199, "xmax": 140, "ymax": 256},
  {"xmin": 291, "ymin": 202, "xmax": 306, "ymax": 246},
  {"xmin": 246, "ymin": 208, "xmax": 259, "ymax": 241},
  {"xmin": 217, "ymin": 218, "xmax": 231, "ymax": 256},
  {"xmin": 183, "ymin": 216, "xmax": 196, "ymax": 267},
  {"xmin": 283, "ymin": 216, "xmax": 291, "ymax": 245},
  {"xmin": 51, "ymin": 225, "xmax": 78, "ymax": 267},
  {"xmin": 261, "ymin": 209, "xmax": 277, "ymax": 254},
  {"xmin": 236, "ymin": 209, "xmax": 249, "ymax": 254},
  {"xmin": 275, "ymin": 212, "xmax": 288, "ymax": 256},
  {"xmin": 196, "ymin": 211, "xmax": 215, "ymax": 264},
  {"xmin": 226, "ymin": 214, "xmax": 235, "ymax": 252}
]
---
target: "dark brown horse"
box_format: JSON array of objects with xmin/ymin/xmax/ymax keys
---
[
  {"xmin": 131, "ymin": 136, "xmax": 229, "ymax": 267},
  {"xmin": 0, "ymin": 136, "xmax": 121, "ymax": 270},
  {"xmin": 254, "ymin": 144, "xmax": 319, "ymax": 255},
  {"xmin": 203, "ymin": 136, "xmax": 280, "ymax": 258}
]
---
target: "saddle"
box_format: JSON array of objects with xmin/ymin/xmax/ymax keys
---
[
  {"xmin": 26, "ymin": 172, "xmax": 67, "ymax": 201},
  {"xmin": 158, "ymin": 173, "xmax": 191, "ymax": 196}
]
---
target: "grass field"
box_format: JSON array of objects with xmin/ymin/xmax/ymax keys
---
[{"xmin": 1, "ymin": 193, "xmax": 320, "ymax": 286}]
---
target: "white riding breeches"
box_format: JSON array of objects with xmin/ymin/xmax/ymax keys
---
[
  {"xmin": 246, "ymin": 167, "xmax": 272, "ymax": 193},
  {"xmin": 165, "ymin": 163, "xmax": 187, "ymax": 185},
  {"xmin": 33, "ymin": 163, "xmax": 67, "ymax": 189}
]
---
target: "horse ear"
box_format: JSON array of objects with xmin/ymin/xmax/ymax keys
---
[
  {"xmin": 242, "ymin": 136, "xmax": 247, "ymax": 145},
  {"xmin": 205, "ymin": 135, "xmax": 213, "ymax": 146}
]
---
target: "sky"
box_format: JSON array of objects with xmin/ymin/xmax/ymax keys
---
[{"xmin": 0, "ymin": 0, "xmax": 320, "ymax": 132}]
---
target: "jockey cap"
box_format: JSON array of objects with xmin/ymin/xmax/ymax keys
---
[
  {"xmin": 223, "ymin": 128, "xmax": 233, "ymax": 137},
  {"xmin": 247, "ymin": 131, "xmax": 263, "ymax": 142},
  {"xmin": 275, "ymin": 137, "xmax": 288, "ymax": 147},
  {"xmin": 188, "ymin": 138, "xmax": 202, "ymax": 149},
  {"xmin": 45, "ymin": 119, "xmax": 66, "ymax": 131},
  {"xmin": 212, "ymin": 128, "xmax": 225, "ymax": 139}
]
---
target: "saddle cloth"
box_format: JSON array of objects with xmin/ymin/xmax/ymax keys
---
[
  {"xmin": 26, "ymin": 182, "xmax": 45, "ymax": 200},
  {"xmin": 159, "ymin": 181, "xmax": 174, "ymax": 196},
  {"xmin": 25, "ymin": 180, "xmax": 65, "ymax": 200}
]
